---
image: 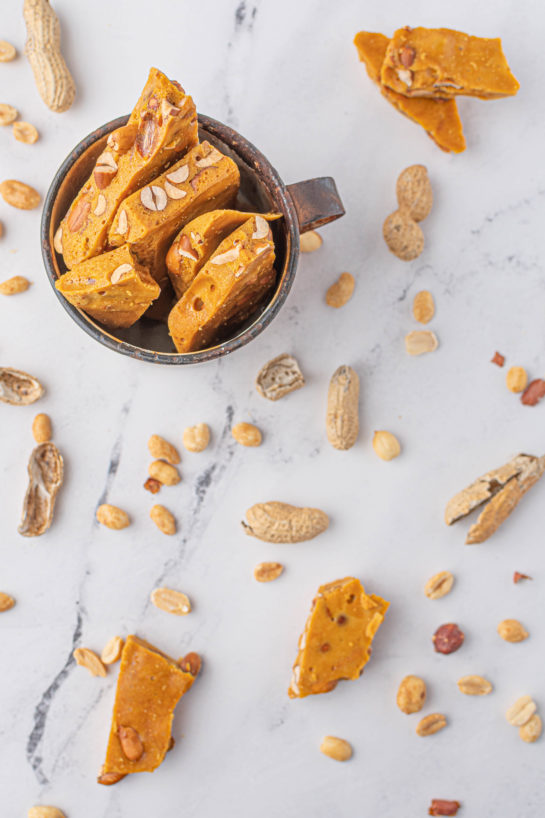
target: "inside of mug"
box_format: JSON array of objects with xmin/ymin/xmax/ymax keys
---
[{"xmin": 48, "ymin": 123, "xmax": 290, "ymax": 356}]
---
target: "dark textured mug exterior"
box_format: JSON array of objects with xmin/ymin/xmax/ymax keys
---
[{"xmin": 41, "ymin": 114, "xmax": 344, "ymax": 365}]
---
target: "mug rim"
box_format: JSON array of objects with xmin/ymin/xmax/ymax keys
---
[{"xmin": 41, "ymin": 113, "xmax": 300, "ymax": 365}]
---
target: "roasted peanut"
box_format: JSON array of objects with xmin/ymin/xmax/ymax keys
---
[
  {"xmin": 326, "ymin": 365, "xmax": 359, "ymax": 450},
  {"xmin": 101, "ymin": 636, "xmax": 124, "ymax": 665},
  {"xmin": 433, "ymin": 623, "xmax": 464, "ymax": 654},
  {"xmin": 300, "ymin": 230, "xmax": 322, "ymax": 252},
  {"xmin": 457, "ymin": 675, "xmax": 493, "ymax": 695},
  {"xmin": 412, "ymin": 290, "xmax": 435, "ymax": 324},
  {"xmin": 254, "ymin": 562, "xmax": 284, "ymax": 582},
  {"xmin": 13, "ymin": 121, "xmax": 39, "ymax": 144},
  {"xmin": 149, "ymin": 460, "xmax": 181, "ymax": 485},
  {"xmin": 23, "ymin": 0, "xmax": 76, "ymax": 112},
  {"xmin": 326, "ymin": 272, "xmax": 355, "ymax": 308},
  {"xmin": 498, "ymin": 619, "xmax": 528, "ymax": 643},
  {"xmin": 396, "ymin": 675, "xmax": 426, "ymax": 714},
  {"xmin": 243, "ymin": 502, "xmax": 329, "ymax": 543},
  {"xmin": 147, "ymin": 434, "xmax": 180, "ymax": 464},
  {"xmin": 28, "ymin": 808, "xmax": 66, "ymax": 818},
  {"xmin": 319, "ymin": 736, "xmax": 352, "ymax": 761},
  {"xmin": 73, "ymin": 647, "xmax": 107, "ymax": 677},
  {"xmin": 118, "ymin": 725, "xmax": 143, "ymax": 761},
  {"xmin": 232, "ymin": 422, "xmax": 262, "ymax": 447},
  {"xmin": 0, "ymin": 103, "xmax": 18, "ymax": 125},
  {"xmin": 0, "ymin": 179, "xmax": 40, "ymax": 209},
  {"xmin": 0, "ymin": 275, "xmax": 30, "ymax": 295},
  {"xmin": 151, "ymin": 587, "xmax": 191, "ymax": 615},
  {"xmin": 179, "ymin": 652, "xmax": 202, "ymax": 676},
  {"xmin": 96, "ymin": 504, "xmax": 130, "ymax": 530},
  {"xmin": 424, "ymin": 571, "xmax": 454, "ymax": 600},
  {"xmin": 416, "ymin": 713, "xmax": 447, "ymax": 737},
  {"xmin": 32, "ymin": 413, "xmax": 52, "ymax": 443},
  {"xmin": 519, "ymin": 714, "xmax": 542, "ymax": 743},
  {"xmin": 405, "ymin": 330, "xmax": 438, "ymax": 355},
  {"xmin": 183, "ymin": 423, "xmax": 210, "ymax": 452},
  {"xmin": 150, "ymin": 504, "xmax": 176, "ymax": 535},
  {"xmin": 372, "ymin": 430, "xmax": 401, "ymax": 461},
  {"xmin": 0, "ymin": 592, "xmax": 15, "ymax": 612},
  {"xmin": 0, "ymin": 41, "xmax": 16, "ymax": 62},
  {"xmin": 506, "ymin": 366, "xmax": 528, "ymax": 393},
  {"xmin": 506, "ymin": 695, "xmax": 536, "ymax": 726}
]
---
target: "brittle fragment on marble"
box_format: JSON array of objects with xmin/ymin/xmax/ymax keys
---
[
  {"xmin": 19, "ymin": 443, "xmax": 63, "ymax": 537},
  {"xmin": 445, "ymin": 453, "xmax": 545, "ymax": 544}
]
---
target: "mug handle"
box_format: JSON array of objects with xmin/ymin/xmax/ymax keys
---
[{"xmin": 286, "ymin": 177, "xmax": 345, "ymax": 233}]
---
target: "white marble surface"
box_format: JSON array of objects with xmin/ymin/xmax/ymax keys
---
[{"xmin": 1, "ymin": 0, "xmax": 544, "ymax": 815}]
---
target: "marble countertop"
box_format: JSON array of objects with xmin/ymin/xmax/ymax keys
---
[{"xmin": 1, "ymin": 1, "xmax": 544, "ymax": 816}]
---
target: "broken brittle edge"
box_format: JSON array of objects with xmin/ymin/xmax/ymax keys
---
[{"xmin": 445, "ymin": 453, "xmax": 545, "ymax": 544}]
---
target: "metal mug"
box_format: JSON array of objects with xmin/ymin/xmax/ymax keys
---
[{"xmin": 41, "ymin": 114, "xmax": 345, "ymax": 365}]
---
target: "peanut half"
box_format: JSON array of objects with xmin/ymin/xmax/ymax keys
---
[
  {"xmin": 396, "ymin": 675, "xmax": 426, "ymax": 714},
  {"xmin": 151, "ymin": 587, "xmax": 191, "ymax": 616},
  {"xmin": 0, "ymin": 41, "xmax": 17, "ymax": 62},
  {"xmin": 497, "ymin": 619, "xmax": 528, "ymax": 643},
  {"xmin": 254, "ymin": 562, "xmax": 284, "ymax": 583},
  {"xmin": 412, "ymin": 290, "xmax": 435, "ymax": 324},
  {"xmin": 326, "ymin": 272, "xmax": 355, "ymax": 308},
  {"xmin": 73, "ymin": 647, "xmax": 107, "ymax": 677},
  {"xmin": 150, "ymin": 504, "xmax": 176, "ymax": 535},
  {"xmin": 0, "ymin": 275, "xmax": 31, "ymax": 295},
  {"xmin": 149, "ymin": 460, "xmax": 181, "ymax": 485},
  {"xmin": 23, "ymin": 0, "xmax": 76, "ymax": 112},
  {"xmin": 96, "ymin": 504, "xmax": 130, "ymax": 530},
  {"xmin": 183, "ymin": 423, "xmax": 210, "ymax": 452},
  {"xmin": 326, "ymin": 365, "xmax": 359, "ymax": 450},
  {"xmin": 101, "ymin": 636, "xmax": 124, "ymax": 665},
  {"xmin": 424, "ymin": 570, "xmax": 454, "ymax": 600},
  {"xmin": 505, "ymin": 695, "xmax": 537, "ymax": 726},
  {"xmin": 232, "ymin": 422, "xmax": 262, "ymax": 447},
  {"xmin": 28, "ymin": 808, "xmax": 66, "ymax": 818},
  {"xmin": 0, "ymin": 103, "xmax": 18, "ymax": 126},
  {"xmin": 32, "ymin": 413, "xmax": 52, "ymax": 443},
  {"xmin": 519, "ymin": 714, "xmax": 542, "ymax": 743},
  {"xmin": 147, "ymin": 434, "xmax": 180, "ymax": 464},
  {"xmin": 416, "ymin": 713, "xmax": 447, "ymax": 737},
  {"xmin": 457, "ymin": 675, "xmax": 493, "ymax": 696},
  {"xmin": 319, "ymin": 736, "xmax": 352, "ymax": 761},
  {"xmin": 13, "ymin": 121, "xmax": 39, "ymax": 144},
  {"xmin": 0, "ymin": 592, "xmax": 16, "ymax": 612},
  {"xmin": 300, "ymin": 230, "xmax": 323, "ymax": 253},
  {"xmin": 0, "ymin": 179, "xmax": 40, "ymax": 210},
  {"xmin": 405, "ymin": 330, "xmax": 438, "ymax": 356},
  {"xmin": 372, "ymin": 430, "xmax": 401, "ymax": 461},
  {"xmin": 506, "ymin": 366, "xmax": 528, "ymax": 393}
]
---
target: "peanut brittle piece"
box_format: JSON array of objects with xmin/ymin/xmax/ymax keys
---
[
  {"xmin": 354, "ymin": 31, "xmax": 465, "ymax": 153},
  {"xmin": 55, "ymin": 244, "xmax": 160, "ymax": 328},
  {"xmin": 166, "ymin": 209, "xmax": 280, "ymax": 299},
  {"xmin": 168, "ymin": 215, "xmax": 275, "ymax": 353},
  {"xmin": 61, "ymin": 68, "xmax": 198, "ymax": 268},
  {"xmin": 101, "ymin": 635, "xmax": 200, "ymax": 778},
  {"xmin": 109, "ymin": 142, "xmax": 240, "ymax": 281},
  {"xmin": 288, "ymin": 577, "xmax": 389, "ymax": 699},
  {"xmin": 445, "ymin": 453, "xmax": 545, "ymax": 544},
  {"xmin": 381, "ymin": 27, "xmax": 520, "ymax": 100}
]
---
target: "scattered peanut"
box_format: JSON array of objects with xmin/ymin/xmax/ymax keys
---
[
  {"xmin": 0, "ymin": 103, "xmax": 18, "ymax": 125},
  {"xmin": 101, "ymin": 636, "xmax": 124, "ymax": 665},
  {"xmin": 383, "ymin": 210, "xmax": 424, "ymax": 260},
  {"xmin": 0, "ymin": 275, "xmax": 30, "ymax": 295},
  {"xmin": 149, "ymin": 459, "xmax": 181, "ymax": 486},
  {"xmin": 143, "ymin": 477, "xmax": 161, "ymax": 494},
  {"xmin": 232, "ymin": 422, "xmax": 262, "ymax": 447},
  {"xmin": 28, "ymin": 808, "xmax": 66, "ymax": 818},
  {"xmin": 13, "ymin": 121, "xmax": 39, "ymax": 144},
  {"xmin": 326, "ymin": 272, "xmax": 355, "ymax": 308},
  {"xmin": 372, "ymin": 430, "xmax": 401, "ymax": 461},
  {"xmin": 73, "ymin": 647, "xmax": 107, "ymax": 677},
  {"xmin": 23, "ymin": 0, "xmax": 76, "ymax": 112},
  {"xmin": 147, "ymin": 434, "xmax": 180, "ymax": 464},
  {"xmin": 254, "ymin": 562, "xmax": 284, "ymax": 582},
  {"xmin": 150, "ymin": 504, "xmax": 176, "ymax": 535},
  {"xmin": 326, "ymin": 365, "xmax": 359, "ymax": 450},
  {"xmin": 0, "ymin": 40, "xmax": 16, "ymax": 62},
  {"xmin": 96, "ymin": 504, "xmax": 130, "ymax": 530},
  {"xmin": 151, "ymin": 587, "xmax": 191, "ymax": 616},
  {"xmin": 416, "ymin": 713, "xmax": 447, "ymax": 737},
  {"xmin": 32, "ymin": 413, "xmax": 52, "ymax": 443},
  {"xmin": 256, "ymin": 353, "xmax": 305, "ymax": 401},
  {"xmin": 519, "ymin": 714, "xmax": 542, "ymax": 743},
  {"xmin": 424, "ymin": 570, "xmax": 454, "ymax": 600},
  {"xmin": 0, "ymin": 179, "xmax": 40, "ymax": 209},
  {"xmin": 497, "ymin": 619, "xmax": 528, "ymax": 643},
  {"xmin": 505, "ymin": 695, "xmax": 536, "ymax": 726},
  {"xmin": 405, "ymin": 330, "xmax": 438, "ymax": 355},
  {"xmin": 412, "ymin": 290, "xmax": 435, "ymax": 324},
  {"xmin": 457, "ymin": 675, "xmax": 493, "ymax": 696},
  {"xmin": 396, "ymin": 165, "xmax": 433, "ymax": 222},
  {"xmin": 0, "ymin": 592, "xmax": 15, "ymax": 612},
  {"xmin": 396, "ymin": 675, "xmax": 427, "ymax": 714},
  {"xmin": 506, "ymin": 366, "xmax": 528, "ymax": 393},
  {"xmin": 300, "ymin": 230, "xmax": 322, "ymax": 253},
  {"xmin": 183, "ymin": 423, "xmax": 210, "ymax": 452},
  {"xmin": 243, "ymin": 502, "xmax": 329, "ymax": 543},
  {"xmin": 319, "ymin": 736, "xmax": 352, "ymax": 761}
]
